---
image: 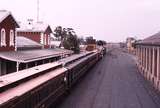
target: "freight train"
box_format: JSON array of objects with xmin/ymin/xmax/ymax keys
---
[{"xmin": 0, "ymin": 49, "xmax": 106, "ymax": 108}]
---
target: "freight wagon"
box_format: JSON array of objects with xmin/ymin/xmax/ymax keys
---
[{"xmin": 0, "ymin": 50, "xmax": 105, "ymax": 108}]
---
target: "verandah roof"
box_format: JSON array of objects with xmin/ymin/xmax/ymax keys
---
[{"xmin": 0, "ymin": 48, "xmax": 73, "ymax": 63}]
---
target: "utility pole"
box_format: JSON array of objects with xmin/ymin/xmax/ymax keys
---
[{"xmin": 37, "ymin": 0, "xmax": 39, "ymax": 22}]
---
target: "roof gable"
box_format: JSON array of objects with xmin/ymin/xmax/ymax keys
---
[
  {"xmin": 0, "ymin": 10, "xmax": 19, "ymax": 27},
  {"xmin": 17, "ymin": 22, "xmax": 52, "ymax": 33},
  {"xmin": 44, "ymin": 25, "xmax": 53, "ymax": 33}
]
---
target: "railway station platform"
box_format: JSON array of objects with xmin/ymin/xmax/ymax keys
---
[{"xmin": 56, "ymin": 48, "xmax": 160, "ymax": 108}]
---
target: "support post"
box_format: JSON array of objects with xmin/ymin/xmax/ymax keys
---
[
  {"xmin": 26, "ymin": 63, "xmax": 28, "ymax": 69},
  {"xmin": 152, "ymin": 47, "xmax": 155, "ymax": 83},
  {"xmin": 145, "ymin": 48, "xmax": 148, "ymax": 77},
  {"xmin": 157, "ymin": 47, "xmax": 160, "ymax": 89},
  {"xmin": 142, "ymin": 47, "xmax": 143, "ymax": 69},
  {"xmin": 16, "ymin": 62, "xmax": 20, "ymax": 72},
  {"xmin": 0, "ymin": 60, "xmax": 1, "ymax": 76},
  {"xmin": 142, "ymin": 47, "xmax": 145, "ymax": 71},
  {"xmin": 35, "ymin": 62, "xmax": 38, "ymax": 66},
  {"xmin": 149, "ymin": 48, "xmax": 151, "ymax": 77}
]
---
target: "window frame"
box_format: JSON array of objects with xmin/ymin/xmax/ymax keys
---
[
  {"xmin": 1, "ymin": 28, "xmax": 6, "ymax": 46},
  {"xmin": 44, "ymin": 34, "xmax": 47, "ymax": 45},
  {"xmin": 48, "ymin": 34, "xmax": 50, "ymax": 45},
  {"xmin": 10, "ymin": 29, "xmax": 14, "ymax": 46}
]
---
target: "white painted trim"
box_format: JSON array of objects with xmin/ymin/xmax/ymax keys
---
[
  {"xmin": 40, "ymin": 33, "xmax": 44, "ymax": 44},
  {"xmin": 9, "ymin": 29, "xmax": 14, "ymax": 46},
  {"xmin": 1, "ymin": 28, "xmax": 6, "ymax": 46},
  {"xmin": 16, "ymin": 62, "xmax": 20, "ymax": 72},
  {"xmin": 15, "ymin": 31, "xmax": 17, "ymax": 51},
  {"xmin": 44, "ymin": 34, "xmax": 47, "ymax": 45},
  {"xmin": 48, "ymin": 34, "xmax": 50, "ymax": 45}
]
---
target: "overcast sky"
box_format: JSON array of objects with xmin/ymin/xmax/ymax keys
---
[{"xmin": 1, "ymin": 0, "xmax": 160, "ymax": 42}]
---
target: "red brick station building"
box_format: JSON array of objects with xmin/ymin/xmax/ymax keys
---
[
  {"xmin": 17, "ymin": 20, "xmax": 52, "ymax": 49},
  {"xmin": 0, "ymin": 10, "xmax": 73, "ymax": 76}
]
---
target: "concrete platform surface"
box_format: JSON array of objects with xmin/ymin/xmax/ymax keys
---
[{"xmin": 56, "ymin": 48, "xmax": 160, "ymax": 108}]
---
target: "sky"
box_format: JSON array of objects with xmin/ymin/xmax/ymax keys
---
[{"xmin": 0, "ymin": 0, "xmax": 160, "ymax": 42}]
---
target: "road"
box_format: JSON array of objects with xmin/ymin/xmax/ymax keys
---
[{"xmin": 56, "ymin": 48, "xmax": 160, "ymax": 108}]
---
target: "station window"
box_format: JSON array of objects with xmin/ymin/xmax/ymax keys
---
[
  {"xmin": 1, "ymin": 28, "xmax": 6, "ymax": 46},
  {"xmin": 10, "ymin": 30, "xmax": 14, "ymax": 46},
  {"xmin": 48, "ymin": 35, "xmax": 50, "ymax": 45},
  {"xmin": 44, "ymin": 34, "xmax": 47, "ymax": 45}
]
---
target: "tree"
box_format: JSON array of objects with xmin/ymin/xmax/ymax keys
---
[
  {"xmin": 63, "ymin": 28, "xmax": 80, "ymax": 53},
  {"xmin": 97, "ymin": 40, "xmax": 106, "ymax": 46},
  {"xmin": 53, "ymin": 26, "xmax": 62, "ymax": 40},
  {"xmin": 54, "ymin": 26, "xmax": 80, "ymax": 53},
  {"xmin": 86, "ymin": 36, "xmax": 96, "ymax": 44},
  {"xmin": 53, "ymin": 26, "xmax": 67, "ymax": 47},
  {"xmin": 78, "ymin": 37, "xmax": 86, "ymax": 45}
]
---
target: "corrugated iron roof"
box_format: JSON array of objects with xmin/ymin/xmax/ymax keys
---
[
  {"xmin": 16, "ymin": 36, "xmax": 42, "ymax": 48},
  {"xmin": 17, "ymin": 21, "xmax": 52, "ymax": 33},
  {"xmin": 0, "ymin": 10, "xmax": 10, "ymax": 23},
  {"xmin": 0, "ymin": 48, "xmax": 73, "ymax": 63},
  {"xmin": 138, "ymin": 32, "xmax": 160, "ymax": 45},
  {"xmin": 0, "ymin": 67, "xmax": 67, "ymax": 104},
  {"xmin": 0, "ymin": 62, "xmax": 61, "ymax": 88}
]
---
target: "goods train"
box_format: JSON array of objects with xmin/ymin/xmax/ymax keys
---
[{"xmin": 0, "ymin": 48, "xmax": 106, "ymax": 108}]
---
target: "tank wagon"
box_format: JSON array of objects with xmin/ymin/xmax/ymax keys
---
[{"xmin": 0, "ymin": 50, "xmax": 105, "ymax": 108}]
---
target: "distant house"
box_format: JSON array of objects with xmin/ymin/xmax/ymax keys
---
[
  {"xmin": 126, "ymin": 37, "xmax": 136, "ymax": 53},
  {"xmin": 50, "ymin": 40, "xmax": 61, "ymax": 48},
  {"xmin": 0, "ymin": 10, "xmax": 19, "ymax": 52},
  {"xmin": 17, "ymin": 20, "xmax": 52, "ymax": 48}
]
